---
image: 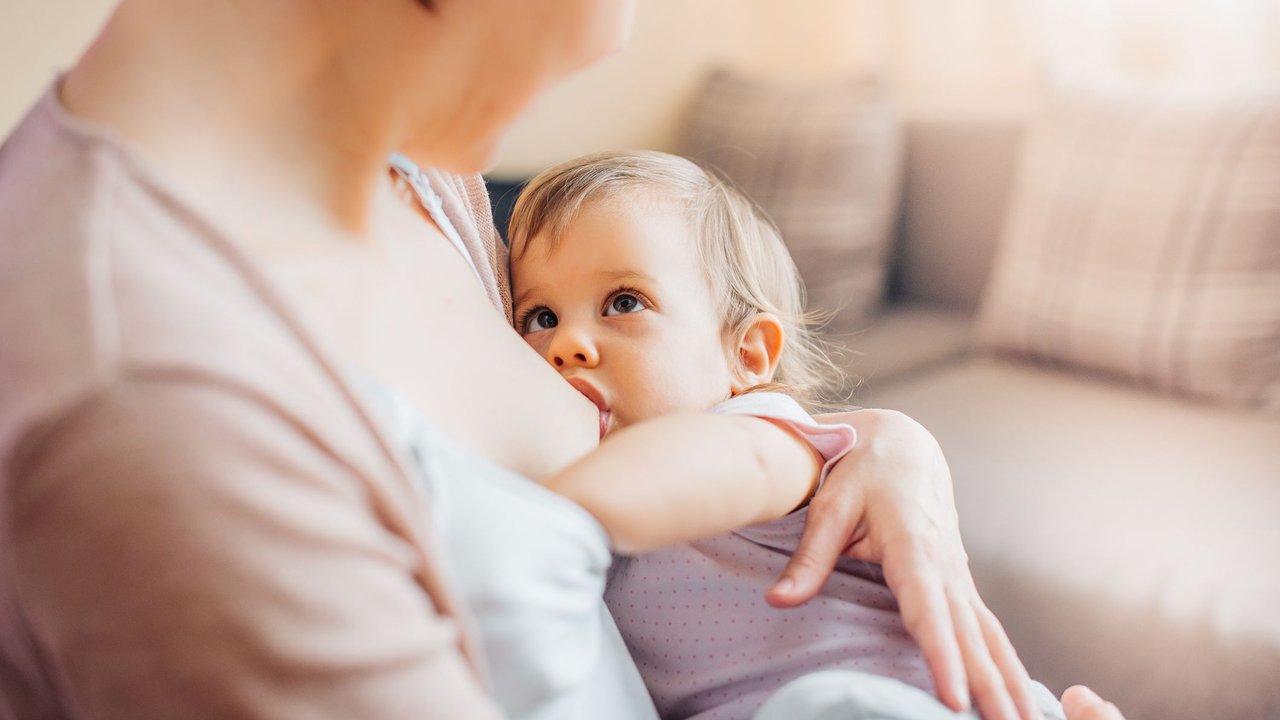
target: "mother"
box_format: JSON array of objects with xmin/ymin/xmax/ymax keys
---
[{"xmin": 0, "ymin": 1, "xmax": 1121, "ymax": 719}]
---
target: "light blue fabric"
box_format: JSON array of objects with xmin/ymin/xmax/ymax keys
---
[
  {"xmin": 754, "ymin": 670, "xmax": 1065, "ymax": 720},
  {"xmin": 360, "ymin": 375, "xmax": 660, "ymax": 720}
]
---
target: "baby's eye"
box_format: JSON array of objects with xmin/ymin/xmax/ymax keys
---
[
  {"xmin": 521, "ymin": 308, "xmax": 558, "ymax": 334},
  {"xmin": 604, "ymin": 292, "xmax": 647, "ymax": 317}
]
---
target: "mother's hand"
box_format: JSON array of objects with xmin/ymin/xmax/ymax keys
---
[{"xmin": 766, "ymin": 408, "xmax": 1041, "ymax": 720}]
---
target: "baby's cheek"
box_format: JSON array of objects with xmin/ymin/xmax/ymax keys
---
[{"xmin": 639, "ymin": 359, "xmax": 728, "ymax": 416}]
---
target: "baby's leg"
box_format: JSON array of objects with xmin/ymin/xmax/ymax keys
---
[{"xmin": 753, "ymin": 670, "xmax": 1064, "ymax": 720}]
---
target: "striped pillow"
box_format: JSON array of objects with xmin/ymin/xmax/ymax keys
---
[
  {"xmin": 676, "ymin": 69, "xmax": 903, "ymax": 334},
  {"xmin": 978, "ymin": 89, "xmax": 1280, "ymax": 411}
]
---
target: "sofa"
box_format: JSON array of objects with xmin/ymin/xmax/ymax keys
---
[
  {"xmin": 486, "ymin": 111, "xmax": 1280, "ymax": 720},
  {"xmin": 840, "ymin": 119, "xmax": 1280, "ymax": 720}
]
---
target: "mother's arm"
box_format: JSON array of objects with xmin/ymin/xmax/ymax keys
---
[
  {"xmin": 11, "ymin": 381, "xmax": 503, "ymax": 720},
  {"xmin": 770, "ymin": 408, "xmax": 1040, "ymax": 720}
]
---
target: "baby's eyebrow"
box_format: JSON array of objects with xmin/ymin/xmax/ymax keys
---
[
  {"xmin": 597, "ymin": 269, "xmax": 655, "ymax": 284},
  {"xmin": 513, "ymin": 286, "xmax": 542, "ymax": 312},
  {"xmin": 513, "ymin": 270, "xmax": 656, "ymax": 311}
]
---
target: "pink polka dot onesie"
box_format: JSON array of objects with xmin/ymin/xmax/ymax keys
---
[{"xmin": 604, "ymin": 392, "xmax": 932, "ymax": 720}]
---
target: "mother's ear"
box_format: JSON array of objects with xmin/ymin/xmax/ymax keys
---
[{"xmin": 731, "ymin": 313, "xmax": 785, "ymax": 393}]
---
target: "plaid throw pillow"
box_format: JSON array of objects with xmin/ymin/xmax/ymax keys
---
[
  {"xmin": 676, "ymin": 68, "xmax": 903, "ymax": 334},
  {"xmin": 978, "ymin": 88, "xmax": 1280, "ymax": 411}
]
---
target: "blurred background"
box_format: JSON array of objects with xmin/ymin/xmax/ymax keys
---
[
  {"xmin": 4, "ymin": 3, "xmax": 1278, "ymax": 720},
  {"xmin": 7, "ymin": 1, "xmax": 1280, "ymax": 153},
  {"xmin": 490, "ymin": 0, "xmax": 1280, "ymax": 176}
]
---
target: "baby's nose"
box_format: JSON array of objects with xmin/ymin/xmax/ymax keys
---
[
  {"xmin": 554, "ymin": 352, "xmax": 592, "ymax": 368},
  {"xmin": 550, "ymin": 330, "xmax": 600, "ymax": 368}
]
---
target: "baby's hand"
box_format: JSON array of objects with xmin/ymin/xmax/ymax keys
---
[{"xmin": 1061, "ymin": 686, "xmax": 1126, "ymax": 720}]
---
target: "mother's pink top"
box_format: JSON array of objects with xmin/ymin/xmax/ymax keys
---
[{"xmin": 0, "ymin": 88, "xmax": 504, "ymax": 719}]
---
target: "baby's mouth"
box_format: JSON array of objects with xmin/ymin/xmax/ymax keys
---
[{"xmin": 565, "ymin": 377, "xmax": 611, "ymax": 440}]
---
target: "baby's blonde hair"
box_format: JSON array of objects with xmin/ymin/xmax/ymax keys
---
[{"xmin": 508, "ymin": 150, "xmax": 843, "ymax": 405}]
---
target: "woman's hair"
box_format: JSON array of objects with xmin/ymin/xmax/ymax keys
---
[{"xmin": 508, "ymin": 150, "xmax": 844, "ymax": 405}]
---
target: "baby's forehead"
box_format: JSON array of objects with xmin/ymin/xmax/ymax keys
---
[
  {"xmin": 512, "ymin": 211, "xmax": 712, "ymax": 306},
  {"xmin": 514, "ymin": 189, "xmax": 692, "ymax": 263}
]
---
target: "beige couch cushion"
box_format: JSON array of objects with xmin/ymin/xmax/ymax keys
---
[
  {"xmin": 831, "ymin": 303, "xmax": 975, "ymax": 395},
  {"xmin": 677, "ymin": 69, "xmax": 903, "ymax": 334},
  {"xmin": 873, "ymin": 357, "xmax": 1280, "ymax": 720},
  {"xmin": 977, "ymin": 89, "xmax": 1280, "ymax": 412},
  {"xmin": 894, "ymin": 121, "xmax": 1024, "ymax": 311}
]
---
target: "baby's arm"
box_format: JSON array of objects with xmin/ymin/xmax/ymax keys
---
[{"xmin": 543, "ymin": 409, "xmax": 825, "ymax": 555}]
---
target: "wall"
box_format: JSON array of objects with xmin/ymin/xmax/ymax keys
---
[
  {"xmin": 0, "ymin": 0, "xmax": 116, "ymax": 137},
  {"xmin": 492, "ymin": 0, "xmax": 1044, "ymax": 178},
  {"xmin": 492, "ymin": 0, "xmax": 888, "ymax": 177},
  {"xmin": 493, "ymin": 0, "xmax": 1280, "ymax": 178}
]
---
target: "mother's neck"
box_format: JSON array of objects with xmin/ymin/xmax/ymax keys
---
[{"xmin": 61, "ymin": 0, "xmax": 432, "ymax": 237}]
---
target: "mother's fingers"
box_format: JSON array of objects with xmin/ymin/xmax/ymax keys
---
[
  {"xmin": 975, "ymin": 602, "xmax": 1041, "ymax": 720},
  {"xmin": 885, "ymin": 549, "xmax": 969, "ymax": 713},
  {"xmin": 766, "ymin": 491, "xmax": 864, "ymax": 608},
  {"xmin": 950, "ymin": 595, "xmax": 1019, "ymax": 720}
]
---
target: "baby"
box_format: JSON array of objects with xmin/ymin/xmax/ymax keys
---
[{"xmin": 506, "ymin": 151, "xmax": 1063, "ymax": 720}]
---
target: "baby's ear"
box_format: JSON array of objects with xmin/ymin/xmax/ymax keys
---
[{"xmin": 731, "ymin": 313, "xmax": 785, "ymax": 393}]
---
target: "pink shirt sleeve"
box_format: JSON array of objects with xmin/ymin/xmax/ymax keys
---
[
  {"xmin": 10, "ymin": 379, "xmax": 504, "ymax": 720},
  {"xmin": 711, "ymin": 392, "xmax": 857, "ymax": 492}
]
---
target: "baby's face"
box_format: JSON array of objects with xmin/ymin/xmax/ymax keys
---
[{"xmin": 511, "ymin": 196, "xmax": 737, "ymax": 439}]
